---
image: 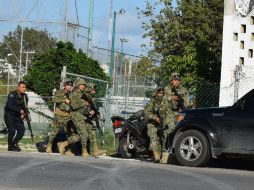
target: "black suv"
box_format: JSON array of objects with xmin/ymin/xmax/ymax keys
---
[{"xmin": 170, "ymin": 89, "xmax": 254, "ymax": 167}]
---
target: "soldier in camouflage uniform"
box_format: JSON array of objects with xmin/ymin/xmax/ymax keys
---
[
  {"xmin": 144, "ymin": 87, "xmax": 167, "ymax": 163},
  {"xmin": 164, "ymin": 72, "xmax": 190, "ymax": 125},
  {"xmin": 85, "ymin": 83, "xmax": 106, "ymax": 157},
  {"xmin": 57, "ymin": 78, "xmax": 91, "ymax": 157},
  {"xmin": 46, "ymin": 79, "xmax": 73, "ymax": 153},
  {"xmin": 163, "ymin": 72, "xmax": 190, "ymax": 153}
]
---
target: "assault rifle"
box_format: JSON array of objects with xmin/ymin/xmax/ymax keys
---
[
  {"xmin": 22, "ymin": 102, "xmax": 34, "ymax": 143},
  {"xmin": 172, "ymin": 87, "xmax": 186, "ymax": 111},
  {"xmin": 81, "ymin": 93, "xmax": 103, "ymax": 137},
  {"xmin": 156, "ymin": 110, "xmax": 164, "ymax": 152}
]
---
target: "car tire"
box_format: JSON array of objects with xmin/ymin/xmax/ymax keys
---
[
  {"xmin": 175, "ymin": 130, "xmax": 211, "ymax": 167},
  {"xmin": 118, "ymin": 137, "xmax": 136, "ymax": 159}
]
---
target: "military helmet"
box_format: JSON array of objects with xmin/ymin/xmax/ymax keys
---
[
  {"xmin": 156, "ymin": 87, "xmax": 165, "ymax": 94},
  {"xmin": 74, "ymin": 78, "xmax": 86, "ymax": 86},
  {"xmin": 151, "ymin": 87, "xmax": 165, "ymax": 98},
  {"xmin": 86, "ymin": 82, "xmax": 96, "ymax": 92},
  {"xmin": 64, "ymin": 78, "xmax": 73, "ymax": 86},
  {"xmin": 171, "ymin": 72, "xmax": 181, "ymax": 81}
]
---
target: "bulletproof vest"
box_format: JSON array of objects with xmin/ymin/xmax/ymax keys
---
[
  {"xmin": 57, "ymin": 91, "xmax": 71, "ymax": 112},
  {"xmin": 152, "ymin": 98, "xmax": 164, "ymax": 115},
  {"xmin": 81, "ymin": 92, "xmax": 93, "ymax": 115},
  {"xmin": 171, "ymin": 87, "xmax": 180, "ymax": 111}
]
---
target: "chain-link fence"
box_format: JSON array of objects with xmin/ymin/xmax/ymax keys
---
[
  {"xmin": 61, "ymin": 67, "xmax": 109, "ymax": 131},
  {"xmin": 219, "ymin": 65, "xmax": 254, "ymax": 107},
  {"xmin": 188, "ymin": 81, "xmax": 220, "ymax": 108},
  {"xmin": 236, "ymin": 66, "xmax": 254, "ymax": 100},
  {"xmin": 111, "ymin": 75, "xmax": 156, "ymax": 114},
  {"xmin": 2, "ymin": 0, "xmax": 254, "ymax": 142},
  {"xmin": 0, "ymin": 93, "xmax": 53, "ymax": 136},
  {"xmin": 0, "ymin": 68, "xmax": 244, "ymax": 139}
]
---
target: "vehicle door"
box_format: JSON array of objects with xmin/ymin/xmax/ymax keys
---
[{"xmin": 221, "ymin": 95, "xmax": 254, "ymax": 154}]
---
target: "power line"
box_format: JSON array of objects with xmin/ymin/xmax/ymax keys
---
[{"xmin": 0, "ymin": 18, "xmax": 63, "ymax": 24}]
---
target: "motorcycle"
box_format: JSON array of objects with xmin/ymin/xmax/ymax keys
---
[{"xmin": 111, "ymin": 110, "xmax": 151, "ymax": 159}]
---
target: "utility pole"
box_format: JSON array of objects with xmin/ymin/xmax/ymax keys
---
[
  {"xmin": 25, "ymin": 51, "xmax": 29, "ymax": 75},
  {"xmin": 87, "ymin": 0, "xmax": 94, "ymax": 55},
  {"xmin": 18, "ymin": 25, "xmax": 24, "ymax": 82},
  {"xmin": 64, "ymin": 0, "xmax": 69, "ymax": 42},
  {"xmin": 108, "ymin": 0, "xmax": 113, "ymax": 50},
  {"xmin": 109, "ymin": 11, "xmax": 117, "ymax": 79},
  {"xmin": 119, "ymin": 38, "xmax": 128, "ymax": 84},
  {"xmin": 109, "ymin": 8, "xmax": 125, "ymax": 79},
  {"xmin": 24, "ymin": 51, "xmax": 35, "ymax": 75}
]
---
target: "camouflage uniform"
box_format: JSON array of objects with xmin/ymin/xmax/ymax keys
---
[
  {"xmin": 163, "ymin": 72, "xmax": 190, "ymax": 150},
  {"xmin": 66, "ymin": 95, "xmax": 93, "ymax": 144},
  {"xmin": 85, "ymin": 92, "xmax": 97, "ymax": 150},
  {"xmin": 84, "ymin": 82, "xmax": 106, "ymax": 156},
  {"xmin": 47, "ymin": 89, "xmax": 71, "ymax": 148},
  {"xmin": 69, "ymin": 86, "xmax": 90, "ymax": 151},
  {"xmin": 164, "ymin": 79, "xmax": 190, "ymax": 125},
  {"xmin": 144, "ymin": 88, "xmax": 169, "ymax": 161}
]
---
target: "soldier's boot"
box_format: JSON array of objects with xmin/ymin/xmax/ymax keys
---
[
  {"xmin": 160, "ymin": 152, "xmax": 170, "ymax": 164},
  {"xmin": 92, "ymin": 144, "xmax": 106, "ymax": 157},
  {"xmin": 64, "ymin": 150, "xmax": 75, "ymax": 157},
  {"xmin": 82, "ymin": 149, "xmax": 89, "ymax": 158},
  {"xmin": 46, "ymin": 143, "xmax": 53, "ymax": 153},
  {"xmin": 57, "ymin": 141, "xmax": 68, "ymax": 155},
  {"xmin": 153, "ymin": 151, "xmax": 161, "ymax": 163}
]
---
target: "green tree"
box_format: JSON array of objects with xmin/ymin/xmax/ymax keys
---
[
  {"xmin": 138, "ymin": 0, "xmax": 224, "ymax": 84},
  {"xmin": 0, "ymin": 26, "xmax": 56, "ymax": 66},
  {"xmin": 136, "ymin": 57, "xmax": 157, "ymax": 77},
  {"xmin": 24, "ymin": 41, "xmax": 109, "ymax": 98}
]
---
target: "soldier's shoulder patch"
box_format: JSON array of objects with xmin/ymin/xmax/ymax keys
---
[{"xmin": 9, "ymin": 93, "xmax": 14, "ymax": 98}]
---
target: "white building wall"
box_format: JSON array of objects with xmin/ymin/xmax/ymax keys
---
[
  {"xmin": 27, "ymin": 91, "xmax": 54, "ymax": 123},
  {"xmin": 220, "ymin": 0, "xmax": 254, "ymax": 106}
]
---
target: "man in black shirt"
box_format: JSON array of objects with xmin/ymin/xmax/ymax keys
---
[{"xmin": 4, "ymin": 81, "xmax": 28, "ymax": 152}]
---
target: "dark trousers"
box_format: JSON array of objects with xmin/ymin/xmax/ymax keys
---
[{"xmin": 4, "ymin": 115, "xmax": 25, "ymax": 144}]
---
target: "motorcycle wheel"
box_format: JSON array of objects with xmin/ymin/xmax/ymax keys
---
[{"xmin": 119, "ymin": 137, "xmax": 137, "ymax": 159}]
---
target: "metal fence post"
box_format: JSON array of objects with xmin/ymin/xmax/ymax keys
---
[{"xmin": 60, "ymin": 66, "xmax": 67, "ymax": 89}]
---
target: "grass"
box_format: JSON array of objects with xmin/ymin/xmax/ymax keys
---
[
  {"xmin": 103, "ymin": 128, "xmax": 118, "ymax": 156},
  {"xmin": 0, "ymin": 128, "xmax": 118, "ymax": 155},
  {"xmin": 0, "ymin": 135, "xmax": 45, "ymax": 152}
]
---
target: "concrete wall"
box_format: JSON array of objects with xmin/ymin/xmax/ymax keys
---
[{"xmin": 220, "ymin": 0, "xmax": 254, "ymax": 106}]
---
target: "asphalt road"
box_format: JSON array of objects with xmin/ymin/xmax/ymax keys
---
[{"xmin": 0, "ymin": 152, "xmax": 254, "ymax": 190}]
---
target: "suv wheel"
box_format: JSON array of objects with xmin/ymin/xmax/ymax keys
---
[{"xmin": 175, "ymin": 130, "xmax": 211, "ymax": 167}]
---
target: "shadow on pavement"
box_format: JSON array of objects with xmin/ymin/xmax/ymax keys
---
[
  {"xmin": 166, "ymin": 155, "xmax": 254, "ymax": 171},
  {"xmin": 208, "ymin": 157, "xmax": 254, "ymax": 171}
]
